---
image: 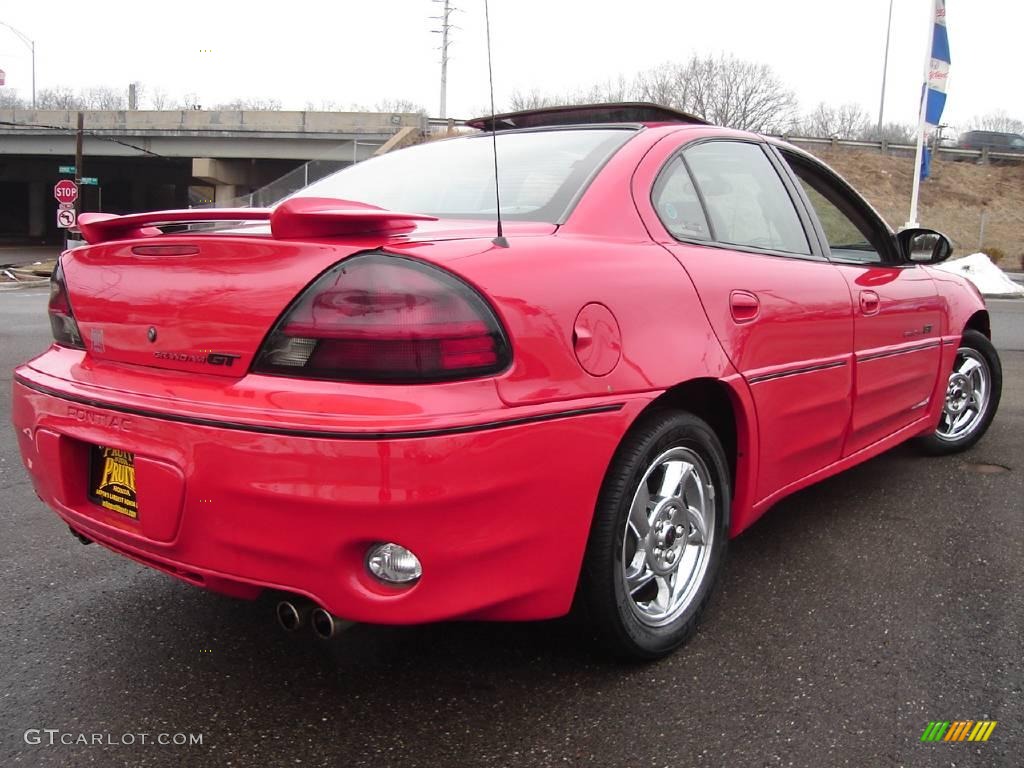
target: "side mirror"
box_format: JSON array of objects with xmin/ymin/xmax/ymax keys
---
[{"xmin": 897, "ymin": 228, "xmax": 952, "ymax": 265}]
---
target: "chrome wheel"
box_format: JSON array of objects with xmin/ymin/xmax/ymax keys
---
[
  {"xmin": 936, "ymin": 347, "xmax": 991, "ymax": 442},
  {"xmin": 621, "ymin": 446, "xmax": 716, "ymax": 627}
]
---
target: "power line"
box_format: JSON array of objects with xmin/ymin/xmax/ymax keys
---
[{"xmin": 0, "ymin": 118, "xmax": 173, "ymax": 158}]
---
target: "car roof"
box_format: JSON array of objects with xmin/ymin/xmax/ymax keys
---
[
  {"xmin": 963, "ymin": 130, "xmax": 1022, "ymax": 138},
  {"xmin": 466, "ymin": 102, "xmax": 709, "ymax": 131}
]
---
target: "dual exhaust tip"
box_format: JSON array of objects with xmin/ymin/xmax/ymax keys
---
[{"xmin": 275, "ymin": 600, "xmax": 348, "ymax": 640}]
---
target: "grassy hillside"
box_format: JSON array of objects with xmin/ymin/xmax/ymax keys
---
[{"xmin": 804, "ymin": 148, "xmax": 1024, "ymax": 268}]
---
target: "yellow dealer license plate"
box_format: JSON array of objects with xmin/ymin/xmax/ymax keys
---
[{"xmin": 88, "ymin": 446, "xmax": 139, "ymax": 519}]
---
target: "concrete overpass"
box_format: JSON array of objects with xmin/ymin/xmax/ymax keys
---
[{"xmin": 0, "ymin": 109, "xmax": 428, "ymax": 243}]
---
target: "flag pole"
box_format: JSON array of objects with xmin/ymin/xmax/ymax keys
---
[
  {"xmin": 906, "ymin": 2, "xmax": 938, "ymax": 229},
  {"xmin": 877, "ymin": 0, "xmax": 895, "ymax": 137}
]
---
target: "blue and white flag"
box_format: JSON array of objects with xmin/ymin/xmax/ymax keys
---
[{"xmin": 925, "ymin": 0, "xmax": 950, "ymax": 129}]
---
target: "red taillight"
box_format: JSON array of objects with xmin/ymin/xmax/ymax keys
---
[
  {"xmin": 49, "ymin": 262, "xmax": 84, "ymax": 349},
  {"xmin": 253, "ymin": 253, "xmax": 510, "ymax": 382}
]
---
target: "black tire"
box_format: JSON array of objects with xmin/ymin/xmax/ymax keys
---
[
  {"xmin": 578, "ymin": 410, "xmax": 730, "ymax": 661},
  {"xmin": 916, "ymin": 329, "xmax": 1002, "ymax": 456}
]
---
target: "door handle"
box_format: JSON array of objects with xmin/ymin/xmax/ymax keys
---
[
  {"xmin": 859, "ymin": 290, "xmax": 880, "ymax": 315},
  {"xmin": 729, "ymin": 290, "xmax": 760, "ymax": 323}
]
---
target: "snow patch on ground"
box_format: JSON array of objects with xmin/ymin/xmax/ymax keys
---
[{"xmin": 934, "ymin": 252, "xmax": 1024, "ymax": 297}]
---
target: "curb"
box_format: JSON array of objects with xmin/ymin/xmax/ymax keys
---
[{"xmin": 0, "ymin": 279, "xmax": 50, "ymax": 291}]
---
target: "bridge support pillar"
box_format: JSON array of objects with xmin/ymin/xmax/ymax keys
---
[
  {"xmin": 214, "ymin": 184, "xmax": 238, "ymax": 206},
  {"xmin": 193, "ymin": 158, "xmax": 250, "ymax": 206},
  {"xmin": 28, "ymin": 181, "xmax": 46, "ymax": 239}
]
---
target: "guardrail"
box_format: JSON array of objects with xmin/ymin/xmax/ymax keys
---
[
  {"xmin": 426, "ymin": 117, "xmax": 470, "ymax": 137},
  {"xmin": 767, "ymin": 135, "xmax": 1023, "ymax": 164}
]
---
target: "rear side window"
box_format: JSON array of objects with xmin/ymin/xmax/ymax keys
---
[
  {"xmin": 684, "ymin": 141, "xmax": 810, "ymax": 255},
  {"xmin": 291, "ymin": 128, "xmax": 633, "ymax": 223},
  {"xmin": 652, "ymin": 156, "xmax": 711, "ymax": 241}
]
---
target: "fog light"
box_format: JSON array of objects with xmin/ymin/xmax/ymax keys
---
[{"xmin": 366, "ymin": 543, "xmax": 422, "ymax": 584}]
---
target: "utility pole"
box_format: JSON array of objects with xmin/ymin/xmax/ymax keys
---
[
  {"xmin": 432, "ymin": 0, "xmax": 456, "ymax": 119},
  {"xmin": 876, "ymin": 0, "xmax": 894, "ymax": 137},
  {"xmin": 75, "ymin": 112, "xmax": 84, "ymax": 219}
]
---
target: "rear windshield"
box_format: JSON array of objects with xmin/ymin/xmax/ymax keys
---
[{"xmin": 291, "ymin": 128, "xmax": 633, "ymax": 223}]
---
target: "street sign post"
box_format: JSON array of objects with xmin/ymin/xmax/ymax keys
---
[
  {"xmin": 54, "ymin": 180, "xmax": 79, "ymax": 204},
  {"xmin": 57, "ymin": 208, "xmax": 77, "ymax": 229}
]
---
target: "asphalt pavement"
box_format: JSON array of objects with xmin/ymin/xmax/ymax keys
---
[{"xmin": 1, "ymin": 289, "xmax": 1021, "ymax": 768}]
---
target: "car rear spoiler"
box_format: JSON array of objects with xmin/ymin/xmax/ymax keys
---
[
  {"xmin": 76, "ymin": 197, "xmax": 438, "ymax": 245},
  {"xmin": 466, "ymin": 102, "xmax": 709, "ymax": 131}
]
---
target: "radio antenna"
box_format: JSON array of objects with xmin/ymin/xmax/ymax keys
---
[{"xmin": 483, "ymin": 0, "xmax": 508, "ymax": 248}]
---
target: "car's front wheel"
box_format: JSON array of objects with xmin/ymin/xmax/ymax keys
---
[
  {"xmin": 916, "ymin": 329, "xmax": 1002, "ymax": 455},
  {"xmin": 578, "ymin": 411, "xmax": 729, "ymax": 660}
]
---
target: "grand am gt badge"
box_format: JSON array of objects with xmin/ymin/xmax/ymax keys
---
[{"xmin": 153, "ymin": 351, "xmax": 242, "ymax": 367}]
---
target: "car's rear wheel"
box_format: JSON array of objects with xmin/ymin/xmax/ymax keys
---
[
  {"xmin": 578, "ymin": 411, "xmax": 729, "ymax": 660},
  {"xmin": 916, "ymin": 329, "xmax": 1002, "ymax": 455}
]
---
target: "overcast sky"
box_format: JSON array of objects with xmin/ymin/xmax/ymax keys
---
[{"xmin": 0, "ymin": 1, "xmax": 1019, "ymax": 129}]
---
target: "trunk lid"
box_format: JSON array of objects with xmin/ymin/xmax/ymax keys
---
[
  {"xmin": 62, "ymin": 235, "xmax": 371, "ymax": 378},
  {"xmin": 62, "ymin": 203, "xmax": 552, "ymax": 379}
]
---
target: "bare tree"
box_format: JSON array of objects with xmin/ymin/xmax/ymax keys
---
[
  {"xmin": 81, "ymin": 86, "xmax": 126, "ymax": 110},
  {"xmin": 374, "ymin": 99, "xmax": 427, "ymax": 114},
  {"xmin": 0, "ymin": 89, "xmax": 28, "ymax": 108},
  {"xmin": 802, "ymin": 102, "xmax": 871, "ymax": 139},
  {"xmin": 508, "ymin": 89, "xmax": 559, "ymax": 111},
  {"xmin": 149, "ymin": 87, "xmax": 171, "ymax": 110},
  {"xmin": 214, "ymin": 97, "xmax": 282, "ymax": 111},
  {"xmin": 36, "ymin": 86, "xmax": 81, "ymax": 110},
  {"xmin": 306, "ymin": 99, "xmax": 342, "ymax": 111},
  {"xmin": 569, "ymin": 75, "xmax": 636, "ymax": 105},
  {"xmin": 969, "ymin": 110, "xmax": 1024, "ymax": 134},
  {"xmin": 581, "ymin": 55, "xmax": 798, "ymax": 132},
  {"xmin": 507, "ymin": 79, "xmax": 636, "ymax": 112},
  {"xmin": 860, "ymin": 121, "xmax": 915, "ymax": 144},
  {"xmin": 633, "ymin": 63, "xmax": 689, "ymax": 109},
  {"xmin": 678, "ymin": 55, "xmax": 797, "ymax": 132},
  {"xmin": 466, "ymin": 103, "xmax": 494, "ymax": 119}
]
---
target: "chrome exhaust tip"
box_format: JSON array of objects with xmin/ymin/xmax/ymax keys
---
[
  {"xmin": 68, "ymin": 525, "xmax": 93, "ymax": 545},
  {"xmin": 275, "ymin": 600, "xmax": 309, "ymax": 632},
  {"xmin": 310, "ymin": 608, "xmax": 336, "ymax": 639},
  {"xmin": 310, "ymin": 608, "xmax": 353, "ymax": 640}
]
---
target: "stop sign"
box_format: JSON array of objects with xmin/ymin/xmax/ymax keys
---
[{"xmin": 54, "ymin": 180, "xmax": 79, "ymax": 204}]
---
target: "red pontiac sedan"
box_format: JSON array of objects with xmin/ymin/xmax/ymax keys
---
[{"xmin": 11, "ymin": 104, "xmax": 1002, "ymax": 659}]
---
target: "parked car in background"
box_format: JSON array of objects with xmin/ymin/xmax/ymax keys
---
[
  {"xmin": 12, "ymin": 103, "xmax": 1002, "ymax": 660},
  {"xmin": 958, "ymin": 130, "xmax": 1024, "ymax": 154}
]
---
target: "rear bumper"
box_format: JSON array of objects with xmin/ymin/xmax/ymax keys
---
[{"xmin": 11, "ymin": 362, "xmax": 648, "ymax": 623}]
